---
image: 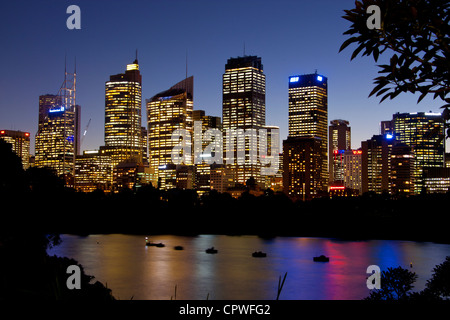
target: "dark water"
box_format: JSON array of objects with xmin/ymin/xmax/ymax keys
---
[{"xmin": 47, "ymin": 234, "xmax": 450, "ymax": 300}]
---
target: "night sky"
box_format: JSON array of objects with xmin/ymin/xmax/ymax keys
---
[{"xmin": 0, "ymin": 0, "xmax": 446, "ymax": 154}]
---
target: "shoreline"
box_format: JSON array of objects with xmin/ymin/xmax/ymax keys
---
[{"xmin": 65, "ymin": 231, "xmax": 450, "ymax": 245}]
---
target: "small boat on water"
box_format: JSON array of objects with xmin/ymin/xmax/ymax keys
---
[
  {"xmin": 146, "ymin": 242, "xmax": 165, "ymax": 247},
  {"xmin": 174, "ymin": 245, "xmax": 184, "ymax": 250},
  {"xmin": 252, "ymin": 251, "xmax": 267, "ymax": 258},
  {"xmin": 313, "ymin": 255, "xmax": 329, "ymax": 262},
  {"xmin": 145, "ymin": 237, "xmax": 165, "ymax": 247},
  {"xmin": 205, "ymin": 247, "xmax": 218, "ymax": 254}
]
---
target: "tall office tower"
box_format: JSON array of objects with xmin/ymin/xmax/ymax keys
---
[
  {"xmin": 222, "ymin": 56, "xmax": 266, "ymax": 186},
  {"xmin": 192, "ymin": 109, "xmax": 222, "ymax": 193},
  {"xmin": 343, "ymin": 149, "xmax": 362, "ymax": 195},
  {"xmin": 35, "ymin": 62, "xmax": 79, "ymax": 184},
  {"xmin": 35, "ymin": 104, "xmax": 80, "ymax": 179},
  {"xmin": 147, "ymin": 76, "xmax": 194, "ymax": 190},
  {"xmin": 329, "ymin": 119, "xmax": 351, "ymax": 185},
  {"xmin": 38, "ymin": 95, "xmax": 61, "ymax": 130},
  {"xmin": 0, "ymin": 130, "xmax": 31, "ymax": 169},
  {"xmin": 284, "ymin": 73, "xmax": 328, "ymax": 198},
  {"xmin": 392, "ymin": 112, "xmax": 445, "ymax": 194},
  {"xmin": 104, "ymin": 58, "xmax": 143, "ymax": 166}
]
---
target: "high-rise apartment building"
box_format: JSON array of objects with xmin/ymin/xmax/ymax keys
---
[
  {"xmin": 222, "ymin": 56, "xmax": 266, "ymax": 186},
  {"xmin": 283, "ymin": 136, "xmax": 324, "ymax": 201},
  {"xmin": 147, "ymin": 77, "xmax": 194, "ymax": 190},
  {"xmin": 329, "ymin": 119, "xmax": 351, "ymax": 185},
  {"xmin": 392, "ymin": 112, "xmax": 445, "ymax": 194},
  {"xmin": 283, "ymin": 73, "xmax": 328, "ymax": 199},
  {"xmin": 343, "ymin": 149, "xmax": 362, "ymax": 194},
  {"xmin": 0, "ymin": 130, "xmax": 31, "ymax": 169},
  {"xmin": 104, "ymin": 58, "xmax": 143, "ymax": 166}
]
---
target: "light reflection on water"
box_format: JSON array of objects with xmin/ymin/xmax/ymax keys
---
[{"xmin": 47, "ymin": 234, "xmax": 450, "ymax": 300}]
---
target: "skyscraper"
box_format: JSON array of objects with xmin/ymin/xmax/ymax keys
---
[
  {"xmin": 392, "ymin": 112, "xmax": 445, "ymax": 194},
  {"xmin": 329, "ymin": 119, "xmax": 351, "ymax": 185},
  {"xmin": 283, "ymin": 136, "xmax": 323, "ymax": 201},
  {"xmin": 0, "ymin": 130, "xmax": 31, "ymax": 169},
  {"xmin": 222, "ymin": 55, "xmax": 266, "ymax": 186},
  {"xmin": 192, "ymin": 109, "xmax": 221, "ymax": 192},
  {"xmin": 284, "ymin": 73, "xmax": 328, "ymax": 199},
  {"xmin": 35, "ymin": 62, "xmax": 80, "ymax": 185},
  {"xmin": 147, "ymin": 76, "xmax": 194, "ymax": 190},
  {"xmin": 104, "ymin": 58, "xmax": 143, "ymax": 166}
]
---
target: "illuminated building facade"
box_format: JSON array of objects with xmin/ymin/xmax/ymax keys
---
[
  {"xmin": 104, "ymin": 58, "xmax": 143, "ymax": 166},
  {"xmin": 210, "ymin": 164, "xmax": 234, "ymax": 193},
  {"xmin": 146, "ymin": 77, "xmax": 194, "ymax": 190},
  {"xmin": 74, "ymin": 150, "xmax": 113, "ymax": 193},
  {"xmin": 423, "ymin": 167, "xmax": 450, "ymax": 194},
  {"xmin": 329, "ymin": 119, "xmax": 351, "ymax": 185},
  {"xmin": 35, "ymin": 102, "xmax": 80, "ymax": 179},
  {"xmin": 390, "ymin": 143, "xmax": 415, "ymax": 197},
  {"xmin": 392, "ymin": 112, "xmax": 445, "ymax": 194},
  {"xmin": 343, "ymin": 149, "xmax": 362, "ymax": 194},
  {"xmin": 283, "ymin": 136, "xmax": 324, "ymax": 201},
  {"xmin": 361, "ymin": 134, "xmax": 394, "ymax": 194},
  {"xmin": 284, "ymin": 73, "xmax": 328, "ymax": 199},
  {"xmin": 192, "ymin": 109, "xmax": 221, "ymax": 192},
  {"xmin": 0, "ymin": 130, "xmax": 31, "ymax": 169},
  {"xmin": 222, "ymin": 56, "xmax": 266, "ymax": 186}
]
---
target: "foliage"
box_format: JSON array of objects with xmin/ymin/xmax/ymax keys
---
[
  {"xmin": 340, "ymin": 0, "xmax": 450, "ymax": 137},
  {"xmin": 365, "ymin": 266, "xmax": 418, "ymax": 300},
  {"xmin": 425, "ymin": 256, "xmax": 450, "ymax": 299}
]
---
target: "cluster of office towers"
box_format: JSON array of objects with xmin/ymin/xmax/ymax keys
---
[{"xmin": 2, "ymin": 55, "xmax": 448, "ymax": 199}]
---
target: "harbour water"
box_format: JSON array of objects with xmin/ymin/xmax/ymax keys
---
[{"xmin": 47, "ymin": 234, "xmax": 450, "ymax": 300}]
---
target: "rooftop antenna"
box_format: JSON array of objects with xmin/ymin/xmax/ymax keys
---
[{"xmin": 135, "ymin": 49, "xmax": 138, "ymax": 63}]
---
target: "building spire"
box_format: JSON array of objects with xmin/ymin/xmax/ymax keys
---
[{"xmin": 134, "ymin": 49, "xmax": 138, "ymax": 64}]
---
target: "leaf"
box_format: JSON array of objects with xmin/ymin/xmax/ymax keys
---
[
  {"xmin": 339, "ymin": 37, "xmax": 358, "ymax": 52},
  {"xmin": 351, "ymin": 43, "xmax": 366, "ymax": 60}
]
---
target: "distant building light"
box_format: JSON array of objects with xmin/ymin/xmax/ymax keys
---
[
  {"xmin": 317, "ymin": 75, "xmax": 323, "ymax": 81},
  {"xmin": 425, "ymin": 112, "xmax": 441, "ymax": 116},
  {"xmin": 330, "ymin": 186, "xmax": 345, "ymax": 190},
  {"xmin": 126, "ymin": 63, "xmax": 139, "ymax": 71},
  {"xmin": 352, "ymin": 150, "xmax": 362, "ymax": 155},
  {"xmin": 0, "ymin": 130, "xmax": 4, "ymax": 135},
  {"xmin": 158, "ymin": 165, "xmax": 167, "ymax": 170},
  {"xmin": 385, "ymin": 133, "xmax": 394, "ymax": 140},
  {"xmin": 289, "ymin": 76, "xmax": 299, "ymax": 83},
  {"xmin": 49, "ymin": 107, "xmax": 65, "ymax": 113}
]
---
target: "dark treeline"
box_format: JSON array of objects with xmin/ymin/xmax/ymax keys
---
[{"xmin": 1, "ymin": 139, "xmax": 449, "ymax": 243}]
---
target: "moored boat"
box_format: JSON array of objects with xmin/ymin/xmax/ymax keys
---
[
  {"xmin": 313, "ymin": 255, "xmax": 329, "ymax": 262},
  {"xmin": 205, "ymin": 247, "xmax": 218, "ymax": 254},
  {"xmin": 252, "ymin": 251, "xmax": 267, "ymax": 258}
]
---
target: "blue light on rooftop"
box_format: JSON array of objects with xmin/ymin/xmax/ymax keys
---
[
  {"xmin": 289, "ymin": 76, "xmax": 299, "ymax": 83},
  {"xmin": 317, "ymin": 75, "xmax": 323, "ymax": 81}
]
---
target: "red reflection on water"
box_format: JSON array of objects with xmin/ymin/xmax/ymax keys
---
[{"xmin": 321, "ymin": 240, "xmax": 370, "ymax": 300}]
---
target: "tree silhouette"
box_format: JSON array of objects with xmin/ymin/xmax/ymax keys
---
[
  {"xmin": 340, "ymin": 0, "xmax": 450, "ymax": 138},
  {"xmin": 425, "ymin": 256, "xmax": 450, "ymax": 299},
  {"xmin": 365, "ymin": 266, "xmax": 418, "ymax": 300}
]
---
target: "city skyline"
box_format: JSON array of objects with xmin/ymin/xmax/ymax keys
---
[{"xmin": 1, "ymin": 0, "xmax": 447, "ymax": 156}]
